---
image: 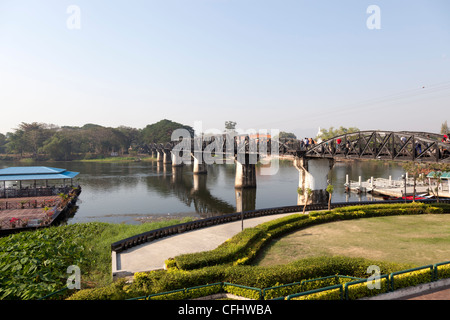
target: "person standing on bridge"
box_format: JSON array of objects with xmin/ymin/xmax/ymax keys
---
[
  {"xmin": 443, "ymin": 134, "xmax": 449, "ymax": 143},
  {"xmin": 336, "ymin": 138, "xmax": 342, "ymax": 151}
]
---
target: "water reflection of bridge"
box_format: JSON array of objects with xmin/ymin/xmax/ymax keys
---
[{"xmin": 146, "ymin": 163, "xmax": 256, "ymax": 218}]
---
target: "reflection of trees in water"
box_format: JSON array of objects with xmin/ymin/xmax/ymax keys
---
[
  {"xmin": 49, "ymin": 160, "xmax": 258, "ymax": 218},
  {"xmin": 68, "ymin": 162, "xmax": 157, "ymax": 191},
  {"xmin": 145, "ymin": 164, "xmax": 238, "ymax": 218}
]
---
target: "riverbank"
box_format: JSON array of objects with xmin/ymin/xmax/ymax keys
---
[
  {"xmin": 76, "ymin": 156, "xmax": 156, "ymax": 163},
  {"xmin": 0, "ymin": 154, "xmax": 156, "ymax": 163},
  {"xmin": 134, "ymin": 213, "xmax": 200, "ymax": 224}
]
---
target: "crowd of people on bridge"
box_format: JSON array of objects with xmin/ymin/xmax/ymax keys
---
[{"xmin": 301, "ymin": 137, "xmax": 317, "ymax": 149}]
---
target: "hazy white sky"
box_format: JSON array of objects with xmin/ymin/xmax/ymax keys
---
[{"xmin": 0, "ymin": 0, "xmax": 449, "ymax": 138}]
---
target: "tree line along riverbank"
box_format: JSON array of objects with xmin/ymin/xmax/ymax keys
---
[{"xmin": 0, "ymin": 120, "xmax": 194, "ymax": 161}]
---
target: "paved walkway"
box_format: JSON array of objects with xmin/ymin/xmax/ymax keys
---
[
  {"xmin": 113, "ymin": 212, "xmax": 297, "ymax": 276},
  {"xmin": 403, "ymin": 285, "xmax": 450, "ymax": 300}
]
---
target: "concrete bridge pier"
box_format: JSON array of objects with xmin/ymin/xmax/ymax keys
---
[
  {"xmin": 150, "ymin": 149, "xmax": 157, "ymax": 159},
  {"xmin": 156, "ymin": 150, "xmax": 164, "ymax": 162},
  {"xmin": 192, "ymin": 153, "xmax": 207, "ymax": 174},
  {"xmin": 234, "ymin": 154, "xmax": 257, "ymax": 189},
  {"xmin": 294, "ymin": 157, "xmax": 334, "ymax": 206},
  {"xmin": 162, "ymin": 150, "xmax": 172, "ymax": 165},
  {"xmin": 171, "ymin": 151, "xmax": 184, "ymax": 167}
]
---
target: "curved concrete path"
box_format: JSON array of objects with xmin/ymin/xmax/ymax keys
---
[{"xmin": 112, "ymin": 212, "xmax": 298, "ymax": 277}]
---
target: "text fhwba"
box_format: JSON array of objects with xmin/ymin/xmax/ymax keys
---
[{"xmin": 178, "ymin": 303, "xmax": 272, "ymax": 317}]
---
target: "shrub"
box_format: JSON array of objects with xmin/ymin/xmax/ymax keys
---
[
  {"xmin": 130, "ymin": 257, "xmax": 408, "ymax": 298},
  {"xmin": 223, "ymin": 283, "xmax": 262, "ymax": 300},
  {"xmin": 174, "ymin": 227, "xmax": 267, "ymax": 270},
  {"xmin": 289, "ymin": 286, "xmax": 342, "ymax": 300},
  {"xmin": 173, "ymin": 214, "xmax": 312, "ymax": 270},
  {"xmin": 345, "ymin": 277, "xmax": 390, "ymax": 300},
  {"xmin": 391, "ymin": 268, "xmax": 434, "ymax": 291},
  {"xmin": 436, "ymin": 263, "xmax": 450, "ymax": 280},
  {"xmin": 263, "ymin": 282, "xmax": 303, "ymax": 300},
  {"xmin": 66, "ymin": 279, "xmax": 130, "ymax": 300}
]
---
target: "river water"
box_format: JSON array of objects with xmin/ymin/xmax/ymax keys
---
[{"xmin": 0, "ymin": 159, "xmax": 406, "ymax": 225}]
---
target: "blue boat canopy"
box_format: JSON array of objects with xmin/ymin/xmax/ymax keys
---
[{"xmin": 0, "ymin": 166, "xmax": 79, "ymax": 182}]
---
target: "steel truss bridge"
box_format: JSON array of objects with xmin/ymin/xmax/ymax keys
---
[
  {"xmin": 148, "ymin": 131, "xmax": 450, "ymax": 164},
  {"xmin": 302, "ymin": 131, "xmax": 450, "ymax": 164}
]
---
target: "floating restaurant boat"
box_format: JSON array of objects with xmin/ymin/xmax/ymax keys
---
[{"xmin": 0, "ymin": 166, "xmax": 81, "ymax": 234}]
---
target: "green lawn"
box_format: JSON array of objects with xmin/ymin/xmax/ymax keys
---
[{"xmin": 254, "ymin": 214, "xmax": 450, "ymax": 267}]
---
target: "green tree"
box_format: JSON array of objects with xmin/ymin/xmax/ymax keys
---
[
  {"xmin": 41, "ymin": 134, "xmax": 73, "ymax": 161},
  {"xmin": 424, "ymin": 163, "xmax": 450, "ymax": 203},
  {"xmin": 141, "ymin": 119, "xmax": 194, "ymax": 144},
  {"xmin": 278, "ymin": 132, "xmax": 297, "ymax": 139},
  {"xmin": 317, "ymin": 126, "xmax": 360, "ymax": 141},
  {"xmin": 116, "ymin": 126, "xmax": 141, "ymax": 153},
  {"xmin": 0, "ymin": 133, "xmax": 7, "ymax": 153},
  {"xmin": 441, "ymin": 121, "xmax": 449, "ymax": 135},
  {"xmin": 298, "ymin": 187, "xmax": 312, "ymax": 214},
  {"xmin": 16, "ymin": 122, "xmax": 54, "ymax": 159},
  {"xmin": 402, "ymin": 162, "xmax": 430, "ymax": 201},
  {"xmin": 326, "ymin": 184, "xmax": 334, "ymax": 210},
  {"xmin": 5, "ymin": 130, "xmax": 26, "ymax": 156}
]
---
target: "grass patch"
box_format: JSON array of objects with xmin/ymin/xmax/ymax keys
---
[
  {"xmin": 254, "ymin": 214, "xmax": 450, "ymax": 267},
  {"xmin": 77, "ymin": 156, "xmax": 155, "ymax": 163}
]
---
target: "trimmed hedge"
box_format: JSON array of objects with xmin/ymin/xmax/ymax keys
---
[
  {"xmin": 289, "ymin": 286, "xmax": 343, "ymax": 300},
  {"xmin": 68, "ymin": 256, "xmax": 412, "ymax": 300},
  {"xmin": 345, "ymin": 277, "xmax": 390, "ymax": 300},
  {"xmin": 263, "ymin": 275, "xmax": 361, "ymax": 300},
  {"xmin": 391, "ymin": 267, "xmax": 434, "ymax": 291},
  {"xmin": 436, "ymin": 263, "xmax": 450, "ymax": 280}
]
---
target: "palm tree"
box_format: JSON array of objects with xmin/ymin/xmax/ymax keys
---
[{"xmin": 298, "ymin": 187, "xmax": 312, "ymax": 214}]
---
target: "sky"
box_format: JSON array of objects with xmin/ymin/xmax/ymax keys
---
[{"xmin": 0, "ymin": 0, "xmax": 449, "ymax": 138}]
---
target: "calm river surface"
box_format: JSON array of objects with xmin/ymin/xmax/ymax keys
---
[{"xmin": 0, "ymin": 159, "xmax": 406, "ymax": 225}]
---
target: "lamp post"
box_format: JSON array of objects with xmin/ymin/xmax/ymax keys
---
[{"xmin": 402, "ymin": 174, "xmax": 407, "ymax": 203}]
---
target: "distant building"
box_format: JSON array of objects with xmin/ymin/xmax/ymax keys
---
[{"xmin": 316, "ymin": 127, "xmax": 324, "ymax": 143}]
